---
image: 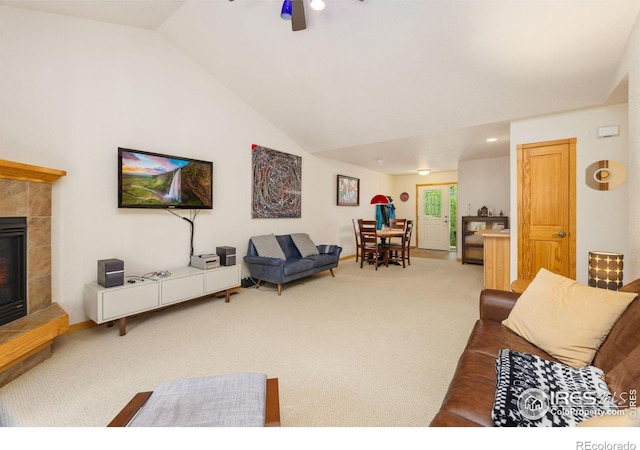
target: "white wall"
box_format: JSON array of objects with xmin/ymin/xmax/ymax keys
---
[
  {"xmin": 458, "ymin": 157, "xmax": 510, "ymax": 259},
  {"xmin": 0, "ymin": 7, "xmax": 391, "ymax": 324},
  {"xmin": 510, "ymin": 103, "xmax": 629, "ymax": 285}
]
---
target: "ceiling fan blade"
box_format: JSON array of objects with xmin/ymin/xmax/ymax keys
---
[{"xmin": 291, "ymin": 0, "xmax": 306, "ymax": 31}]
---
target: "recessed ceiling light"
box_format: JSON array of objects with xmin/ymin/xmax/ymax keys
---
[
  {"xmin": 309, "ymin": 0, "xmax": 326, "ymax": 11},
  {"xmin": 418, "ymin": 169, "xmax": 430, "ymax": 176},
  {"xmin": 486, "ymin": 137, "xmax": 498, "ymax": 143}
]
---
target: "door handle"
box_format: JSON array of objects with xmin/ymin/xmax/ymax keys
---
[{"xmin": 553, "ymin": 231, "xmax": 566, "ymax": 238}]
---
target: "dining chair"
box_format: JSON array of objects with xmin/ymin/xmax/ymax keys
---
[
  {"xmin": 352, "ymin": 219, "xmax": 361, "ymax": 262},
  {"xmin": 358, "ymin": 219, "xmax": 387, "ymax": 270},
  {"xmin": 388, "ymin": 218, "xmax": 407, "ymax": 230},
  {"xmin": 388, "ymin": 219, "xmax": 413, "ymax": 268},
  {"xmin": 387, "ymin": 218, "xmax": 407, "ymax": 266},
  {"xmin": 388, "ymin": 218, "xmax": 407, "ymax": 247},
  {"xmin": 404, "ymin": 220, "xmax": 414, "ymax": 265}
]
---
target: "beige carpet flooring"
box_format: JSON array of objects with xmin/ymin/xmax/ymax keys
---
[{"xmin": 0, "ymin": 257, "xmax": 484, "ymax": 427}]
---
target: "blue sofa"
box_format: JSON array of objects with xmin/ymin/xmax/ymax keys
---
[{"xmin": 243, "ymin": 234, "xmax": 342, "ymax": 295}]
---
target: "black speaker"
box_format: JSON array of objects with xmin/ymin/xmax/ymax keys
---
[
  {"xmin": 98, "ymin": 258, "xmax": 124, "ymax": 288},
  {"xmin": 216, "ymin": 246, "xmax": 236, "ymax": 266}
]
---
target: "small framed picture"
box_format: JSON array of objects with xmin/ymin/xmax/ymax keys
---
[{"xmin": 337, "ymin": 175, "xmax": 360, "ymax": 206}]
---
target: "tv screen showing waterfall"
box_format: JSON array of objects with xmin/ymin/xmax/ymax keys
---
[{"xmin": 118, "ymin": 148, "xmax": 213, "ymax": 209}]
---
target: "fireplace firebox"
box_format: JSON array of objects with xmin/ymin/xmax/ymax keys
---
[{"xmin": 0, "ymin": 217, "xmax": 27, "ymax": 327}]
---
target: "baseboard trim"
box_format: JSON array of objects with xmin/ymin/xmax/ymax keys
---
[{"xmin": 67, "ymin": 320, "xmax": 97, "ymax": 334}]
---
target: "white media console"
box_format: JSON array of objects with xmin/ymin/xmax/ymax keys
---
[{"xmin": 84, "ymin": 265, "xmax": 241, "ymax": 336}]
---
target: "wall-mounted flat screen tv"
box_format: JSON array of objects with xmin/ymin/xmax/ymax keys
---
[{"xmin": 118, "ymin": 147, "xmax": 213, "ymax": 209}]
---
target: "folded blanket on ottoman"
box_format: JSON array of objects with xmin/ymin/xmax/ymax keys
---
[{"xmin": 128, "ymin": 373, "xmax": 267, "ymax": 427}]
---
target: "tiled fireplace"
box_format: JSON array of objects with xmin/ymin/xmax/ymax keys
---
[{"xmin": 0, "ymin": 159, "xmax": 68, "ymax": 387}]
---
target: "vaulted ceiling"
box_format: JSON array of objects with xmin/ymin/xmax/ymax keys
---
[{"xmin": 2, "ymin": 0, "xmax": 639, "ymax": 174}]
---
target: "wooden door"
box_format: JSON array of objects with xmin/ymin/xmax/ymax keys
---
[{"xmin": 517, "ymin": 138, "xmax": 576, "ymax": 281}]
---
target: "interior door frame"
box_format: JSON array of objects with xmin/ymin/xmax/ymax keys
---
[
  {"xmin": 517, "ymin": 138, "xmax": 576, "ymax": 281},
  {"xmin": 415, "ymin": 182, "xmax": 458, "ymax": 250}
]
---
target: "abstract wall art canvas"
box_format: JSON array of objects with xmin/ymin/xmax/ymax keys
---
[{"xmin": 251, "ymin": 145, "xmax": 302, "ymax": 218}]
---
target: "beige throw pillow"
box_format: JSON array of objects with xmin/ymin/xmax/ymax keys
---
[{"xmin": 502, "ymin": 268, "xmax": 637, "ymax": 368}]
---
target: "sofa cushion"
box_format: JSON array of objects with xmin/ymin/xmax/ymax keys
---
[
  {"xmin": 290, "ymin": 233, "xmax": 319, "ymax": 257},
  {"xmin": 302, "ymin": 253, "xmax": 338, "ymax": 269},
  {"xmin": 502, "ymin": 268, "xmax": 636, "ymax": 368},
  {"xmin": 492, "ymin": 349, "xmax": 618, "ymax": 427},
  {"xmin": 282, "ymin": 258, "xmax": 314, "ymax": 276},
  {"xmin": 250, "ymin": 234, "xmax": 286, "ymax": 260},
  {"xmin": 464, "ymin": 320, "xmax": 554, "ymax": 360}
]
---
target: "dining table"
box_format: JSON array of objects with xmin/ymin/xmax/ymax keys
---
[
  {"xmin": 375, "ymin": 228, "xmax": 405, "ymax": 266},
  {"xmin": 375, "ymin": 228, "xmax": 405, "ymax": 239}
]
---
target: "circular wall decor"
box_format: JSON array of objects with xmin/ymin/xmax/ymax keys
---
[
  {"xmin": 400, "ymin": 192, "xmax": 409, "ymax": 202},
  {"xmin": 585, "ymin": 160, "xmax": 626, "ymax": 191}
]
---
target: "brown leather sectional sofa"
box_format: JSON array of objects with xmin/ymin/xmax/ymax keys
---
[{"xmin": 430, "ymin": 280, "xmax": 640, "ymax": 426}]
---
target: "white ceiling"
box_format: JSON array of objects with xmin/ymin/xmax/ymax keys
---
[{"xmin": 2, "ymin": 0, "xmax": 639, "ymax": 174}]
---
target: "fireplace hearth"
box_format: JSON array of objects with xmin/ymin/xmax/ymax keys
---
[
  {"xmin": 0, "ymin": 217, "xmax": 27, "ymax": 327},
  {"xmin": 0, "ymin": 159, "xmax": 67, "ymax": 387}
]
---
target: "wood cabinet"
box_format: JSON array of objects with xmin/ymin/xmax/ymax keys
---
[
  {"xmin": 461, "ymin": 216, "xmax": 509, "ymax": 265},
  {"xmin": 84, "ymin": 265, "xmax": 241, "ymax": 335},
  {"xmin": 477, "ymin": 230, "xmax": 511, "ymax": 290}
]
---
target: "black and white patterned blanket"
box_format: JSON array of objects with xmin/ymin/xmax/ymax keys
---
[{"xmin": 492, "ymin": 349, "xmax": 618, "ymax": 427}]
